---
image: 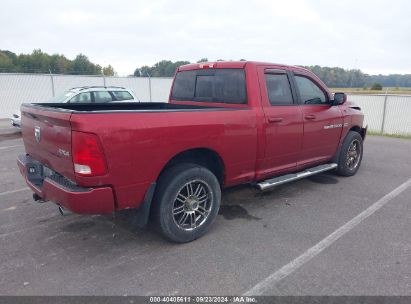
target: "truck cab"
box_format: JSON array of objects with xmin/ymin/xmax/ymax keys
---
[{"xmin": 170, "ymin": 61, "xmax": 365, "ymax": 181}]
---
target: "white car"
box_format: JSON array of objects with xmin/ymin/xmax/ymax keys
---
[{"xmin": 11, "ymin": 86, "xmax": 139, "ymax": 128}]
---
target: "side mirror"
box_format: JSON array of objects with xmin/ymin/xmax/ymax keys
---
[{"xmin": 332, "ymin": 92, "xmax": 347, "ymax": 105}]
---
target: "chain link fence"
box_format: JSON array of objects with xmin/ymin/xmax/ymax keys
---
[
  {"xmin": 0, "ymin": 73, "xmax": 173, "ymax": 118},
  {"xmin": 0, "ymin": 73, "xmax": 410, "ymax": 136},
  {"xmin": 348, "ymin": 94, "xmax": 411, "ymax": 135}
]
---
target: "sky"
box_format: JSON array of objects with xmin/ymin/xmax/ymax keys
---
[{"xmin": 1, "ymin": 0, "xmax": 410, "ymax": 76}]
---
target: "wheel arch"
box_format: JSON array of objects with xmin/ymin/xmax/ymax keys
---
[
  {"xmin": 350, "ymin": 125, "xmax": 366, "ymax": 139},
  {"xmin": 333, "ymin": 126, "xmax": 364, "ymax": 164},
  {"xmin": 158, "ymin": 147, "xmax": 226, "ymax": 186}
]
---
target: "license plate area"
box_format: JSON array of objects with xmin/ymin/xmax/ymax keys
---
[{"xmin": 26, "ymin": 160, "xmax": 44, "ymax": 187}]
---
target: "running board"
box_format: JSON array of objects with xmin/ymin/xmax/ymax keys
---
[{"xmin": 257, "ymin": 163, "xmax": 338, "ymax": 191}]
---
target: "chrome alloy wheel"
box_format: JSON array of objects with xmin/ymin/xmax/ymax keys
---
[
  {"xmin": 346, "ymin": 139, "xmax": 361, "ymax": 170},
  {"xmin": 172, "ymin": 179, "xmax": 213, "ymax": 231}
]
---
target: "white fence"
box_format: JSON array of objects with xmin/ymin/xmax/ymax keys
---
[
  {"xmin": 0, "ymin": 73, "xmax": 410, "ymax": 136},
  {"xmin": 0, "ymin": 73, "xmax": 173, "ymax": 118},
  {"xmin": 348, "ymin": 94, "xmax": 411, "ymax": 135}
]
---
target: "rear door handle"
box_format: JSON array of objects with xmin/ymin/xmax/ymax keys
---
[
  {"xmin": 268, "ymin": 117, "xmax": 283, "ymax": 123},
  {"xmin": 304, "ymin": 114, "xmax": 316, "ymax": 120}
]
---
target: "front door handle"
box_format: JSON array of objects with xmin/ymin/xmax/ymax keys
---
[
  {"xmin": 268, "ymin": 117, "xmax": 283, "ymax": 123},
  {"xmin": 304, "ymin": 114, "xmax": 316, "ymax": 120}
]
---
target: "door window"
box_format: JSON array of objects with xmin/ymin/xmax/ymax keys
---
[
  {"xmin": 111, "ymin": 91, "xmax": 134, "ymax": 101},
  {"xmin": 265, "ymin": 73, "xmax": 294, "ymax": 105},
  {"xmin": 295, "ymin": 76, "xmax": 328, "ymax": 104},
  {"xmin": 94, "ymin": 91, "xmax": 113, "ymax": 103},
  {"xmin": 69, "ymin": 92, "xmax": 91, "ymax": 103}
]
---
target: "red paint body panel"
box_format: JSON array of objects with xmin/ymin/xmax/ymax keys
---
[
  {"xmin": 18, "ymin": 61, "xmax": 365, "ymax": 215},
  {"xmin": 254, "ymin": 65, "xmax": 304, "ymax": 179},
  {"xmin": 299, "ymin": 105, "xmax": 343, "ymax": 165},
  {"xmin": 20, "ymin": 107, "xmax": 76, "ymax": 181},
  {"xmin": 69, "ymin": 108, "xmax": 258, "ymax": 209},
  {"xmin": 17, "ymin": 157, "xmax": 115, "ymax": 214}
]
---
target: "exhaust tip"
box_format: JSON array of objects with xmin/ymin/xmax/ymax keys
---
[
  {"xmin": 58, "ymin": 205, "xmax": 64, "ymax": 216},
  {"xmin": 58, "ymin": 205, "xmax": 71, "ymax": 216}
]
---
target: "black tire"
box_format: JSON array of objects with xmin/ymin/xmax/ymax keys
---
[
  {"xmin": 335, "ymin": 131, "xmax": 363, "ymax": 176},
  {"xmin": 151, "ymin": 163, "xmax": 221, "ymax": 243}
]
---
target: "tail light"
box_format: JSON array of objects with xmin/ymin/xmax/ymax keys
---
[{"xmin": 72, "ymin": 131, "xmax": 107, "ymax": 176}]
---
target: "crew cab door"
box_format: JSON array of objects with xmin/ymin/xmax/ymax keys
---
[
  {"xmin": 292, "ymin": 72, "xmax": 343, "ymax": 165},
  {"xmin": 256, "ymin": 67, "xmax": 303, "ymax": 179}
]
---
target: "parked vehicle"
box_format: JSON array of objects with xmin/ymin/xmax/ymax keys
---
[
  {"xmin": 10, "ymin": 86, "xmax": 138, "ymax": 128},
  {"xmin": 18, "ymin": 61, "xmax": 366, "ymax": 242}
]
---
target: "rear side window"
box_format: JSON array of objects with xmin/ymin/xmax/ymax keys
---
[
  {"xmin": 94, "ymin": 91, "xmax": 113, "ymax": 103},
  {"xmin": 111, "ymin": 91, "xmax": 133, "ymax": 101},
  {"xmin": 265, "ymin": 73, "xmax": 293, "ymax": 105},
  {"xmin": 171, "ymin": 69, "xmax": 247, "ymax": 104}
]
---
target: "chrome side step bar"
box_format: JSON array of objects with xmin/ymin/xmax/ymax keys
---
[{"xmin": 257, "ymin": 163, "xmax": 338, "ymax": 191}]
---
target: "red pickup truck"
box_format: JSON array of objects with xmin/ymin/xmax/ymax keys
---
[{"xmin": 18, "ymin": 61, "xmax": 366, "ymax": 242}]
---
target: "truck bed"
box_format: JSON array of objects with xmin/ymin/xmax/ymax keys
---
[{"xmin": 23, "ymin": 102, "xmax": 233, "ymax": 113}]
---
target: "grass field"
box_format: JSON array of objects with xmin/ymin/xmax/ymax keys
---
[
  {"xmin": 330, "ymin": 87, "xmax": 411, "ymax": 95},
  {"xmin": 368, "ymin": 131, "xmax": 411, "ymax": 140}
]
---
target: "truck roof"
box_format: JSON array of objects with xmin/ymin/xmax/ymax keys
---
[{"xmin": 178, "ymin": 61, "xmax": 310, "ymax": 73}]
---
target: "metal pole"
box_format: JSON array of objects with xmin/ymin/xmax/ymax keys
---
[
  {"xmin": 148, "ymin": 73, "xmax": 152, "ymax": 102},
  {"xmin": 102, "ymin": 71, "xmax": 106, "ymax": 87},
  {"xmin": 381, "ymin": 92, "xmax": 388, "ymax": 134},
  {"xmin": 49, "ymin": 69, "xmax": 55, "ymax": 97}
]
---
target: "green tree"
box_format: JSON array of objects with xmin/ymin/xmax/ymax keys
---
[
  {"xmin": 371, "ymin": 82, "xmax": 383, "ymax": 90},
  {"xmin": 134, "ymin": 60, "xmax": 190, "ymax": 77},
  {"xmin": 71, "ymin": 54, "xmax": 102, "ymax": 75},
  {"xmin": 303, "ymin": 65, "xmax": 367, "ymax": 88},
  {"xmin": 52, "ymin": 55, "xmax": 72, "ymax": 74},
  {"xmin": 103, "ymin": 65, "xmax": 115, "ymax": 76},
  {"xmin": 134, "ymin": 65, "xmax": 153, "ymax": 77},
  {"xmin": 0, "ymin": 52, "xmax": 14, "ymax": 72},
  {"xmin": 0, "ymin": 49, "xmax": 108, "ymax": 75}
]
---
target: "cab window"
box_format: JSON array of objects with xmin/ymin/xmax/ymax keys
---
[
  {"xmin": 265, "ymin": 73, "xmax": 294, "ymax": 105},
  {"xmin": 295, "ymin": 76, "xmax": 328, "ymax": 104},
  {"xmin": 171, "ymin": 69, "xmax": 247, "ymax": 104}
]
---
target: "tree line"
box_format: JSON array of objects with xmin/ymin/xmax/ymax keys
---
[
  {"xmin": 133, "ymin": 58, "xmax": 246, "ymax": 77},
  {"xmin": 0, "ymin": 49, "xmax": 115, "ymax": 76},
  {"xmin": 1, "ymin": 50, "xmax": 410, "ymax": 88},
  {"xmin": 134, "ymin": 59, "xmax": 411, "ymax": 88},
  {"xmin": 303, "ymin": 65, "xmax": 411, "ymax": 88}
]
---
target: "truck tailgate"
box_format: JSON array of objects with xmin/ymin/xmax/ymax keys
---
[{"xmin": 21, "ymin": 105, "xmax": 75, "ymax": 181}]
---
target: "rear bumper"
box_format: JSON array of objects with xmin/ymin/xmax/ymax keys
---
[{"xmin": 17, "ymin": 154, "xmax": 115, "ymax": 214}]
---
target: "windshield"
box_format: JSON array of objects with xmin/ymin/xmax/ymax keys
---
[{"xmin": 48, "ymin": 91, "xmax": 76, "ymax": 103}]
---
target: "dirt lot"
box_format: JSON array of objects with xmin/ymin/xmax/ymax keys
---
[{"xmin": 0, "ymin": 135, "xmax": 410, "ymax": 296}]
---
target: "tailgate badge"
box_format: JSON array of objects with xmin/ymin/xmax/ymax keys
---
[
  {"xmin": 34, "ymin": 126, "xmax": 41, "ymax": 143},
  {"xmin": 58, "ymin": 148, "xmax": 70, "ymax": 157}
]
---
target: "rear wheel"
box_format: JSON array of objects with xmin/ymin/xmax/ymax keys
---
[
  {"xmin": 335, "ymin": 131, "xmax": 363, "ymax": 176},
  {"xmin": 151, "ymin": 163, "xmax": 221, "ymax": 243}
]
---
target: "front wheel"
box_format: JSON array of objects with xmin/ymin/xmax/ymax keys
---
[
  {"xmin": 151, "ymin": 163, "xmax": 221, "ymax": 243},
  {"xmin": 335, "ymin": 131, "xmax": 363, "ymax": 176}
]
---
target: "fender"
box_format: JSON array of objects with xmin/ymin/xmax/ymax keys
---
[{"xmin": 332, "ymin": 125, "xmax": 367, "ymax": 164}]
